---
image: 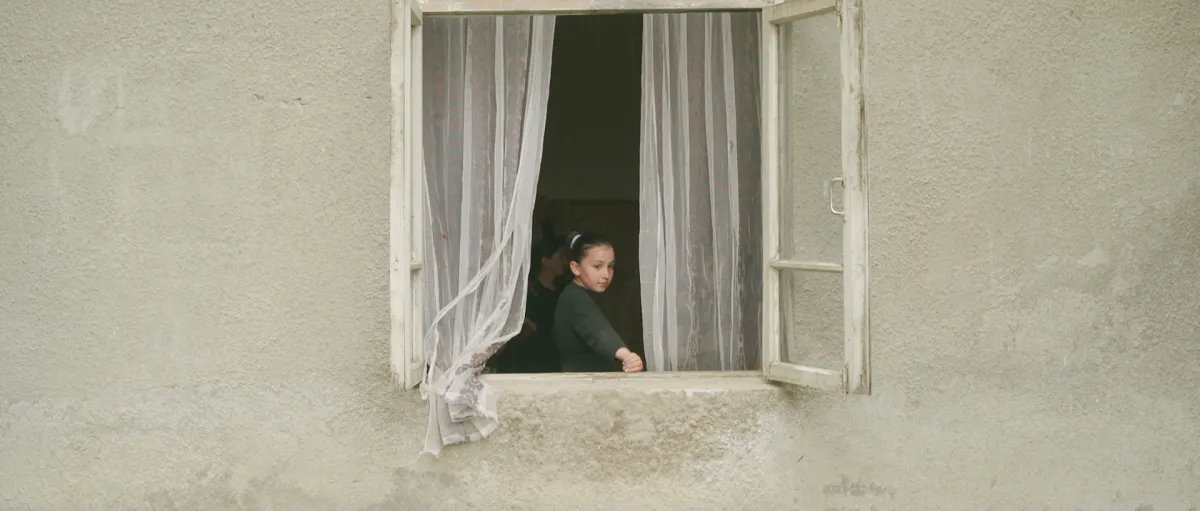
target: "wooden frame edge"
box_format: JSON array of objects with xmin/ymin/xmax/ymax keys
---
[
  {"xmin": 766, "ymin": 363, "xmax": 844, "ymax": 391},
  {"xmin": 840, "ymin": 0, "xmax": 869, "ymax": 395},
  {"xmin": 762, "ymin": 0, "xmax": 834, "ymax": 24},
  {"xmin": 418, "ymin": 0, "xmax": 773, "ymax": 15},
  {"xmin": 391, "ymin": 0, "xmax": 422, "ymax": 392}
]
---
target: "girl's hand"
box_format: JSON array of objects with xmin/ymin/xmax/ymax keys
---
[
  {"xmin": 623, "ymin": 354, "xmax": 643, "ymax": 373},
  {"xmin": 615, "ymin": 348, "xmax": 644, "ymax": 373}
]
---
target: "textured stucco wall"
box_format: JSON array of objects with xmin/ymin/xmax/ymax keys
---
[
  {"xmin": 3, "ymin": 0, "xmax": 1200, "ymax": 510},
  {"xmin": 851, "ymin": 0, "xmax": 1200, "ymax": 507},
  {"xmin": 0, "ymin": 0, "xmax": 398, "ymax": 507},
  {"xmin": 0, "ymin": 0, "xmax": 392, "ymax": 396}
]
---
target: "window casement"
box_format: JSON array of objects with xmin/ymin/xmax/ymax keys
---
[
  {"xmin": 390, "ymin": 0, "xmax": 426, "ymax": 391},
  {"xmin": 389, "ymin": 0, "xmax": 869, "ymax": 394},
  {"xmin": 760, "ymin": 0, "xmax": 869, "ymax": 394}
]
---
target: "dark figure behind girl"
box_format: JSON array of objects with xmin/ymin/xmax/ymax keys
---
[
  {"xmin": 552, "ymin": 231, "xmax": 644, "ymax": 373},
  {"xmin": 487, "ymin": 222, "xmax": 567, "ymax": 373}
]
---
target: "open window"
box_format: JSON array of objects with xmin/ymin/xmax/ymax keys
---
[
  {"xmin": 390, "ymin": 0, "xmax": 868, "ymax": 394},
  {"xmin": 390, "ymin": 0, "xmax": 426, "ymax": 390},
  {"xmin": 760, "ymin": 0, "xmax": 869, "ymax": 394}
]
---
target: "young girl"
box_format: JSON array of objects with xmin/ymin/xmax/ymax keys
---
[{"xmin": 551, "ymin": 231, "xmax": 644, "ymax": 373}]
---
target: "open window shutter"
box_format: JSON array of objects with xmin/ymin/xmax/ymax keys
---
[
  {"xmin": 760, "ymin": 0, "xmax": 869, "ymax": 393},
  {"xmin": 391, "ymin": 0, "xmax": 426, "ymax": 391}
]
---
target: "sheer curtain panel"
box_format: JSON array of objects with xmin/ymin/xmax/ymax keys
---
[
  {"xmin": 421, "ymin": 15, "xmax": 556, "ymax": 456},
  {"xmin": 639, "ymin": 13, "xmax": 762, "ymax": 372}
]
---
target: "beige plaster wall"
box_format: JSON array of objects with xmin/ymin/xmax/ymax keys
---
[{"xmin": 2, "ymin": 0, "xmax": 1198, "ymax": 509}]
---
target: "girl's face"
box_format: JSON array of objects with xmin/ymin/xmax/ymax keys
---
[{"xmin": 570, "ymin": 244, "xmax": 615, "ymax": 293}]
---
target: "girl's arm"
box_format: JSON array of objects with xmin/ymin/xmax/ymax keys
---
[
  {"xmin": 569, "ymin": 293, "xmax": 644, "ymax": 372},
  {"xmin": 571, "ymin": 301, "xmax": 625, "ymax": 359}
]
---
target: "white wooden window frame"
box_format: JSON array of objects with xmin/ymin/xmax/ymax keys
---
[
  {"xmin": 760, "ymin": 0, "xmax": 869, "ymax": 394},
  {"xmin": 391, "ymin": 0, "xmax": 426, "ymax": 391},
  {"xmin": 390, "ymin": 0, "xmax": 869, "ymax": 394}
]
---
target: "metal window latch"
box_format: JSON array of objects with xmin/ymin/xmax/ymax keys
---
[{"xmin": 829, "ymin": 177, "xmax": 845, "ymax": 216}]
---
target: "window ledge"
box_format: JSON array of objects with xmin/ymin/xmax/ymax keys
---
[{"xmin": 481, "ymin": 371, "xmax": 783, "ymax": 393}]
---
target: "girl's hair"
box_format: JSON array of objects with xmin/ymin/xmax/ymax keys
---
[
  {"xmin": 530, "ymin": 220, "xmax": 563, "ymax": 274},
  {"xmin": 566, "ymin": 230, "xmax": 612, "ymax": 263}
]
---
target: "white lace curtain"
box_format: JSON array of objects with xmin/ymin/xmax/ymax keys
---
[
  {"xmin": 639, "ymin": 12, "xmax": 762, "ymax": 371},
  {"xmin": 420, "ymin": 15, "xmax": 556, "ymax": 456}
]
